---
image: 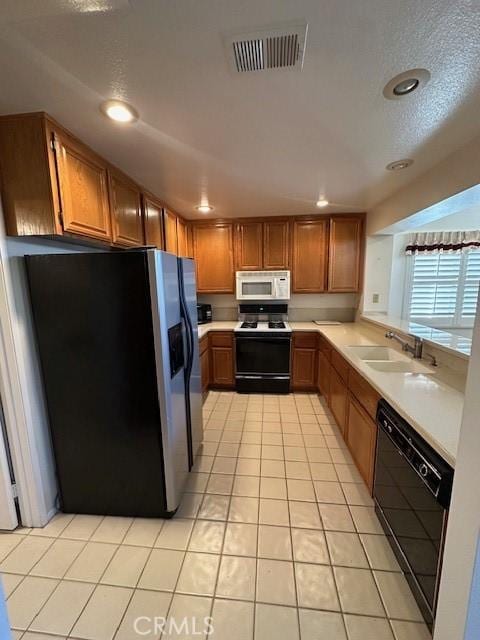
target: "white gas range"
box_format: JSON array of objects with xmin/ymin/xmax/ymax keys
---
[{"xmin": 234, "ymin": 304, "xmax": 292, "ymax": 394}]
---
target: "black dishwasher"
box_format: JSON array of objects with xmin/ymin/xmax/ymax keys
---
[{"xmin": 373, "ymin": 400, "xmax": 454, "ymax": 630}]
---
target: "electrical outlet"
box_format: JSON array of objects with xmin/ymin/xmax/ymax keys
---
[{"xmin": 372, "ymin": 293, "xmax": 379, "ymax": 303}]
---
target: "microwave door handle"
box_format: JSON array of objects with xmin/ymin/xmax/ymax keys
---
[{"xmin": 272, "ymin": 279, "xmax": 277, "ymax": 298}]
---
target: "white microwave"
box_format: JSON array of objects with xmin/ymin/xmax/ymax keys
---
[{"xmin": 236, "ymin": 270, "xmax": 290, "ymax": 300}]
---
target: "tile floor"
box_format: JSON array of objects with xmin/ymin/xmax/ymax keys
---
[{"xmin": 0, "ymin": 391, "xmax": 431, "ymax": 639}]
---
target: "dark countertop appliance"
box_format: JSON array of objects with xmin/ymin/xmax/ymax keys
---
[
  {"xmin": 197, "ymin": 303, "xmax": 212, "ymax": 325},
  {"xmin": 374, "ymin": 399, "xmax": 454, "ymax": 631}
]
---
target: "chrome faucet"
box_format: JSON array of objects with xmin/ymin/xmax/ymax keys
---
[{"xmin": 385, "ymin": 331, "xmax": 423, "ymax": 359}]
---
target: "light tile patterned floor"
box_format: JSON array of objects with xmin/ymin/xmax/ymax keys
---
[{"xmin": 0, "ymin": 391, "xmax": 431, "ymax": 639}]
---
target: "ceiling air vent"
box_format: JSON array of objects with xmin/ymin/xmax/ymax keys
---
[{"xmin": 225, "ymin": 23, "xmax": 308, "ymax": 73}]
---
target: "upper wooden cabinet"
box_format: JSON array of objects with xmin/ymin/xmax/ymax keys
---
[
  {"xmin": 51, "ymin": 129, "xmax": 112, "ymax": 242},
  {"xmin": 328, "ymin": 216, "xmax": 363, "ymax": 292},
  {"xmin": 263, "ymin": 220, "xmax": 290, "ymax": 269},
  {"xmin": 176, "ymin": 217, "xmax": 189, "ymax": 257},
  {"xmin": 292, "ymin": 219, "xmax": 328, "ymax": 292},
  {"xmin": 192, "ymin": 223, "xmax": 234, "ymax": 293},
  {"xmin": 235, "ymin": 220, "xmax": 289, "ymax": 271},
  {"xmin": 163, "ymin": 209, "xmax": 178, "ymax": 254},
  {"xmin": 0, "ymin": 113, "xmax": 113, "ymax": 241},
  {"xmin": 108, "ymin": 170, "xmax": 144, "ymax": 247},
  {"xmin": 236, "ymin": 222, "xmax": 263, "ymax": 270},
  {"xmin": 143, "ymin": 194, "xmax": 164, "ymax": 249}
]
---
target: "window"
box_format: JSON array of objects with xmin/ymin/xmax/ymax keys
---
[{"xmin": 405, "ymin": 250, "xmax": 480, "ymax": 328}]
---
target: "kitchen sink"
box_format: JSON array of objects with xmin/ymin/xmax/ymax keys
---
[
  {"xmin": 365, "ymin": 360, "xmax": 434, "ymax": 374},
  {"xmin": 345, "ymin": 345, "xmax": 436, "ymax": 374},
  {"xmin": 346, "ymin": 346, "xmax": 402, "ymax": 361}
]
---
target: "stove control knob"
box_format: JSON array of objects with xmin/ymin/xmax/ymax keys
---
[{"xmin": 419, "ymin": 463, "xmax": 428, "ymax": 477}]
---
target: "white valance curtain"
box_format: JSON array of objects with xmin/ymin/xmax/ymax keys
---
[{"xmin": 405, "ymin": 230, "xmax": 480, "ymax": 255}]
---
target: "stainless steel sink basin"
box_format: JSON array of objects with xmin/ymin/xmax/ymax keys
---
[
  {"xmin": 365, "ymin": 360, "xmax": 434, "ymax": 374},
  {"xmin": 346, "ymin": 346, "xmax": 402, "ymax": 361}
]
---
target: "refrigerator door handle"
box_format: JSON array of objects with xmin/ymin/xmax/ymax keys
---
[{"xmin": 178, "ymin": 260, "xmax": 195, "ymax": 468}]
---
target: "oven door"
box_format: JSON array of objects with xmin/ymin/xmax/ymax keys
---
[
  {"xmin": 236, "ymin": 278, "xmax": 276, "ymax": 300},
  {"xmin": 374, "ymin": 425, "xmax": 446, "ymax": 623},
  {"xmin": 235, "ymin": 335, "xmax": 290, "ymax": 374}
]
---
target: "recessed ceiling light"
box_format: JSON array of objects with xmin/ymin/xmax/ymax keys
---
[
  {"xmin": 196, "ymin": 204, "xmax": 214, "ymax": 213},
  {"xmin": 100, "ymin": 99, "xmax": 139, "ymax": 123},
  {"xmin": 386, "ymin": 159, "xmax": 414, "ymax": 171},
  {"xmin": 316, "ymin": 198, "xmax": 329, "ymax": 208},
  {"xmin": 383, "ymin": 69, "xmax": 430, "ymax": 100}
]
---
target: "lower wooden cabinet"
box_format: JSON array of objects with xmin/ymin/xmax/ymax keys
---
[
  {"xmin": 329, "ymin": 365, "xmax": 348, "ymax": 435},
  {"xmin": 209, "ymin": 332, "xmax": 235, "ymax": 388},
  {"xmin": 317, "ymin": 350, "xmax": 330, "ymax": 401},
  {"xmin": 291, "ymin": 332, "xmax": 318, "ymax": 390},
  {"xmin": 346, "ymin": 394, "xmax": 377, "ymax": 491}
]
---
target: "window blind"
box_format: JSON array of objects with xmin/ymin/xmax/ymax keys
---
[{"xmin": 407, "ymin": 251, "xmax": 480, "ymax": 327}]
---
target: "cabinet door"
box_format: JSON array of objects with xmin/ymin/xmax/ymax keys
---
[
  {"xmin": 292, "ymin": 219, "xmax": 328, "ymax": 292},
  {"xmin": 210, "ymin": 347, "xmax": 234, "ymax": 387},
  {"xmin": 108, "ymin": 171, "xmax": 144, "ymax": 246},
  {"xmin": 164, "ymin": 209, "xmax": 178, "ymax": 254},
  {"xmin": 193, "ymin": 224, "xmax": 234, "ymax": 293},
  {"xmin": 143, "ymin": 195, "xmax": 164, "ymax": 249},
  {"xmin": 177, "ymin": 217, "xmax": 190, "ymax": 257},
  {"xmin": 328, "ymin": 217, "xmax": 363, "ymax": 292},
  {"xmin": 329, "ymin": 366, "xmax": 348, "ymax": 436},
  {"xmin": 317, "ymin": 350, "xmax": 331, "ymax": 401},
  {"xmin": 292, "ymin": 348, "xmax": 317, "ymax": 390},
  {"xmin": 236, "ymin": 222, "xmax": 263, "ymax": 270},
  {"xmin": 53, "ymin": 131, "xmax": 112, "ymax": 242},
  {"xmin": 346, "ymin": 394, "xmax": 377, "ymax": 492},
  {"xmin": 263, "ymin": 221, "xmax": 290, "ymax": 269}
]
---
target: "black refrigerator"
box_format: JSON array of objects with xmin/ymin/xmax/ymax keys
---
[{"xmin": 25, "ymin": 249, "xmax": 203, "ymax": 518}]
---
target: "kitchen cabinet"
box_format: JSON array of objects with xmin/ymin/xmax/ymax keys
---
[
  {"xmin": 236, "ymin": 221, "xmax": 263, "ymax": 270},
  {"xmin": 164, "ymin": 209, "xmax": 178, "ymax": 254},
  {"xmin": 235, "ymin": 220, "xmax": 289, "ymax": 271},
  {"xmin": 317, "ymin": 351, "xmax": 331, "ymax": 401},
  {"xmin": 346, "ymin": 394, "xmax": 377, "ymax": 491},
  {"xmin": 143, "ymin": 194, "xmax": 164, "ymax": 249},
  {"xmin": 328, "ymin": 216, "xmax": 363, "ymax": 292},
  {"xmin": 52, "ymin": 129, "xmax": 112, "ymax": 242},
  {"xmin": 263, "ymin": 220, "xmax": 290, "ymax": 269},
  {"xmin": 192, "ymin": 223, "xmax": 234, "ymax": 293},
  {"xmin": 177, "ymin": 217, "xmax": 190, "ymax": 257},
  {"xmin": 0, "ymin": 113, "xmax": 113, "ymax": 241},
  {"xmin": 292, "ymin": 219, "xmax": 328, "ymax": 292},
  {"xmin": 329, "ymin": 365, "xmax": 348, "ymax": 435},
  {"xmin": 108, "ymin": 170, "xmax": 144, "ymax": 247},
  {"xmin": 209, "ymin": 332, "xmax": 235, "ymax": 388},
  {"xmin": 199, "ymin": 335, "xmax": 210, "ymax": 394},
  {"xmin": 291, "ymin": 332, "xmax": 318, "ymax": 390}
]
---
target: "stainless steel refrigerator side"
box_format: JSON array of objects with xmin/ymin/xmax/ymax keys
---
[
  {"xmin": 179, "ymin": 258, "xmax": 203, "ymax": 462},
  {"xmin": 147, "ymin": 250, "xmax": 189, "ymax": 513}
]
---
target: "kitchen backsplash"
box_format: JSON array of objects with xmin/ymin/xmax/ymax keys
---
[{"xmin": 197, "ymin": 293, "xmax": 360, "ymax": 322}]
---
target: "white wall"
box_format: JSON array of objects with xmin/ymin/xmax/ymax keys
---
[
  {"xmin": 434, "ymin": 311, "xmax": 480, "ymax": 639},
  {"xmin": 361, "ymin": 235, "xmax": 393, "ymax": 313},
  {"xmin": 367, "ymin": 133, "xmax": 480, "ymax": 235}
]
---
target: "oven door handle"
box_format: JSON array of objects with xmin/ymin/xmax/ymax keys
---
[{"xmin": 235, "ymin": 336, "xmax": 291, "ymax": 341}]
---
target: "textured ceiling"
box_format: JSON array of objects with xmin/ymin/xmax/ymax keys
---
[{"xmin": 1, "ymin": 0, "xmax": 480, "ymax": 219}]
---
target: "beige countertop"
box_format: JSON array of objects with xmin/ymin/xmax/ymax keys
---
[
  {"xmin": 198, "ymin": 321, "xmax": 237, "ymax": 339},
  {"xmin": 197, "ymin": 319, "xmax": 463, "ymax": 465},
  {"xmin": 291, "ymin": 321, "xmax": 463, "ymax": 466}
]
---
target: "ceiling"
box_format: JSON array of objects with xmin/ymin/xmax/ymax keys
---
[{"xmin": 1, "ymin": 0, "xmax": 480, "ymax": 220}]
